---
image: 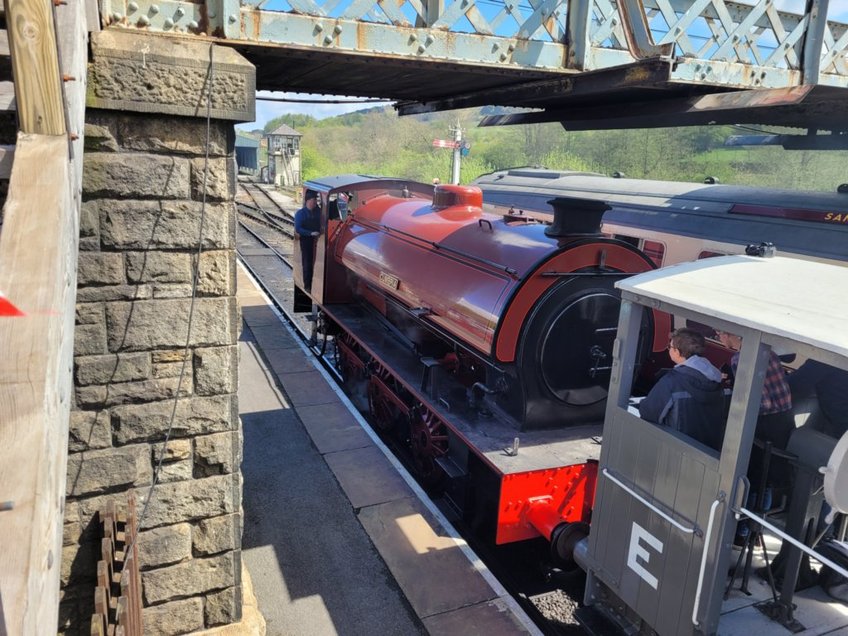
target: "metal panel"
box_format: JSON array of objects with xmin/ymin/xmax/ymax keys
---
[
  {"xmin": 589, "ymin": 409, "xmax": 721, "ymax": 635},
  {"xmin": 583, "ymin": 298, "xmax": 732, "ymax": 635}
]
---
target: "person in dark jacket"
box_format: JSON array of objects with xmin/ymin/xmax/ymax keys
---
[
  {"xmin": 787, "ymin": 359, "xmax": 848, "ymax": 439},
  {"xmin": 294, "ymin": 189, "xmax": 321, "ymax": 292},
  {"xmin": 639, "ymin": 328, "xmax": 725, "ymax": 451}
]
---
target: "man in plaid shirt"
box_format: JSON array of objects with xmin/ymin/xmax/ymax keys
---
[{"xmin": 717, "ymin": 331, "xmax": 794, "ymax": 449}]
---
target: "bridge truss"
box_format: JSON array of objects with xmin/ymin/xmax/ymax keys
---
[{"xmin": 100, "ymin": 0, "xmax": 848, "ymax": 129}]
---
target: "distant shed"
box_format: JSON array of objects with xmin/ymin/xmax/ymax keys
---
[{"xmin": 235, "ymin": 134, "xmax": 260, "ymax": 173}]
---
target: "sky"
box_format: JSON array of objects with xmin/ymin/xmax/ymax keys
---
[{"xmin": 238, "ymin": 91, "xmax": 394, "ymax": 131}]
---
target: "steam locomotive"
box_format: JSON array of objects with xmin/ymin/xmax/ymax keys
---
[
  {"xmin": 294, "ymin": 175, "xmax": 669, "ymax": 560},
  {"xmin": 294, "ymin": 171, "xmax": 848, "ymax": 633},
  {"xmin": 293, "ymin": 171, "xmax": 848, "ymax": 563}
]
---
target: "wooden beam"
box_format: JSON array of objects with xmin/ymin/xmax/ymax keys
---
[
  {"xmin": 85, "ymin": 0, "xmax": 100, "ymax": 32},
  {"xmin": 0, "ymin": 81, "xmax": 16, "ymax": 112},
  {"xmin": 0, "ymin": 0, "xmax": 87, "ymax": 629},
  {"xmin": 55, "ymin": 0, "xmax": 88, "ymax": 191},
  {"xmin": 4, "ymin": 0, "xmax": 65, "ymax": 134},
  {"xmin": 0, "ymin": 132, "xmax": 76, "ymax": 635}
]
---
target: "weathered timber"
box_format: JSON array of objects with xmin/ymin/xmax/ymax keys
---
[
  {"xmin": 4, "ymin": 0, "xmax": 66, "ymax": 134},
  {"xmin": 0, "ymin": 81, "xmax": 16, "ymax": 112},
  {"xmin": 0, "ymin": 133, "xmax": 76, "ymax": 635},
  {"xmin": 91, "ymin": 498, "xmax": 143, "ymax": 636},
  {"xmin": 0, "ymin": 0, "xmax": 87, "ymax": 623},
  {"xmin": 85, "ymin": 0, "xmax": 100, "ymax": 32},
  {"xmin": 55, "ymin": 0, "xmax": 90, "ymax": 177}
]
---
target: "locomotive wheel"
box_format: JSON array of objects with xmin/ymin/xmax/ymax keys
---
[
  {"xmin": 337, "ymin": 332, "xmax": 367, "ymax": 384},
  {"xmin": 367, "ymin": 364, "xmax": 403, "ymax": 434},
  {"xmin": 410, "ymin": 406, "xmax": 448, "ymax": 488}
]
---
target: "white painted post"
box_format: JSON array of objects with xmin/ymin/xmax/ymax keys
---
[{"xmin": 451, "ymin": 122, "xmax": 461, "ymax": 184}]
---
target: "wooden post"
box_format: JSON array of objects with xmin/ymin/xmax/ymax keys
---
[
  {"xmin": 3, "ymin": 0, "xmax": 66, "ymax": 134},
  {"xmin": 0, "ymin": 0, "xmax": 87, "ymax": 632},
  {"xmin": 0, "ymin": 132, "xmax": 76, "ymax": 635}
]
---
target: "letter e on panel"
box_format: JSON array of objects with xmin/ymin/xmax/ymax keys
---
[{"xmin": 627, "ymin": 522, "xmax": 664, "ymax": 590}]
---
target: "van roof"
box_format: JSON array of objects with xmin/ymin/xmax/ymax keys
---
[{"xmin": 617, "ymin": 255, "xmax": 848, "ymax": 365}]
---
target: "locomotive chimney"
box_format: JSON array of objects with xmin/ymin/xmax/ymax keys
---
[{"xmin": 544, "ymin": 197, "xmax": 611, "ymax": 237}]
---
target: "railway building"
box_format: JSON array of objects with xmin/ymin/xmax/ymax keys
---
[
  {"xmin": 236, "ymin": 133, "xmax": 261, "ymax": 176},
  {"xmin": 265, "ymin": 123, "xmax": 303, "ymax": 189}
]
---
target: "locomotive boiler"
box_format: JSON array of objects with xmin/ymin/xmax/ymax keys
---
[{"xmin": 296, "ymin": 175, "xmax": 667, "ymax": 557}]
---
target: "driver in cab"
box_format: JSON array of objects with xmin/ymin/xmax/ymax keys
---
[{"xmin": 639, "ymin": 328, "xmax": 726, "ymax": 451}]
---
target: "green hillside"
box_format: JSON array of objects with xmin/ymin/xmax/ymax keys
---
[{"xmin": 263, "ymin": 108, "xmax": 848, "ymax": 192}]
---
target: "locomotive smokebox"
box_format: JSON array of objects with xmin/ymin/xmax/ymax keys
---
[{"xmin": 544, "ymin": 197, "xmax": 610, "ymax": 237}]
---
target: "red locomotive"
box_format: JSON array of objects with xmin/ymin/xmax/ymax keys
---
[{"xmin": 294, "ymin": 175, "xmax": 668, "ymax": 560}]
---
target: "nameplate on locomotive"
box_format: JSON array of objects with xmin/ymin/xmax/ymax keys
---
[{"xmin": 379, "ymin": 272, "xmax": 400, "ymax": 290}]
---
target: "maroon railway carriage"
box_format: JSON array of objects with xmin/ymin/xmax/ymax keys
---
[{"xmin": 295, "ymin": 175, "xmax": 668, "ymax": 558}]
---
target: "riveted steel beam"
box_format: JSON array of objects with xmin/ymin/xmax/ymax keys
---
[
  {"xmin": 397, "ymin": 57, "xmax": 673, "ymax": 114},
  {"xmin": 238, "ymin": 9, "xmax": 570, "ymax": 70},
  {"xmin": 97, "ymin": 0, "xmax": 848, "ymax": 94}
]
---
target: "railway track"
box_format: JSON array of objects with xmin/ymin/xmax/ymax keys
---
[
  {"xmin": 240, "ymin": 181, "xmax": 295, "ymax": 226},
  {"xmin": 235, "ymin": 182, "xmax": 584, "ymax": 635}
]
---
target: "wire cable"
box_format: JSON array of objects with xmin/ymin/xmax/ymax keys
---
[{"xmin": 131, "ymin": 43, "xmax": 215, "ymax": 542}]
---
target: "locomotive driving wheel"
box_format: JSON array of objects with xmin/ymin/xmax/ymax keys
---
[
  {"xmin": 367, "ymin": 363, "xmax": 409, "ymax": 436},
  {"xmin": 336, "ymin": 332, "xmax": 367, "ymax": 384},
  {"xmin": 410, "ymin": 406, "xmax": 449, "ymax": 488}
]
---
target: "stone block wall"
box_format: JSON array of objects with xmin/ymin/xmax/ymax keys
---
[
  {"xmin": 59, "ymin": 31, "xmax": 254, "ymax": 635},
  {"xmin": 60, "ymin": 107, "xmax": 243, "ymax": 635}
]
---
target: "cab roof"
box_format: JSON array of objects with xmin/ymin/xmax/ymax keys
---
[
  {"xmin": 617, "ymin": 255, "xmax": 848, "ymax": 365},
  {"xmin": 303, "ymin": 174, "xmax": 423, "ymax": 193}
]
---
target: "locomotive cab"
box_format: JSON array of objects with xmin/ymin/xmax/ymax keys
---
[
  {"xmin": 578, "ymin": 255, "xmax": 848, "ymax": 636},
  {"xmin": 293, "ymin": 175, "xmax": 434, "ymax": 311}
]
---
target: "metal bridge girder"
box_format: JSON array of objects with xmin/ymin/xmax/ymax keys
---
[{"xmin": 99, "ymin": 0, "xmax": 848, "ymax": 89}]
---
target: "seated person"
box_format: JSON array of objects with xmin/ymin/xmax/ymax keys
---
[
  {"xmin": 639, "ymin": 328, "xmax": 725, "ymax": 451},
  {"xmin": 787, "ymin": 359, "xmax": 848, "ymax": 439},
  {"xmin": 717, "ymin": 330, "xmax": 793, "ymax": 450}
]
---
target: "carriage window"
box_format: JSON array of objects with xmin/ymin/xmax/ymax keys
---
[
  {"xmin": 699, "ymin": 250, "xmax": 725, "ymax": 259},
  {"xmin": 613, "ymin": 234, "xmax": 639, "ymax": 247},
  {"xmin": 642, "ymin": 240, "xmax": 665, "ymax": 267}
]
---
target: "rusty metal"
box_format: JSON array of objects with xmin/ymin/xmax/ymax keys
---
[
  {"xmin": 91, "ymin": 495, "xmax": 143, "ymax": 636},
  {"xmin": 95, "ymin": 0, "xmax": 848, "ymax": 127}
]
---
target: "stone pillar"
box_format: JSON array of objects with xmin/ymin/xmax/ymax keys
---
[{"xmin": 60, "ymin": 31, "xmax": 254, "ymax": 635}]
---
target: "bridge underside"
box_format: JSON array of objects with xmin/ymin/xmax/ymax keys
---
[
  {"xmin": 236, "ymin": 44, "xmax": 848, "ymax": 131},
  {"xmin": 239, "ymin": 42, "xmax": 553, "ymax": 102},
  {"xmin": 103, "ymin": 0, "xmax": 848, "ymax": 132}
]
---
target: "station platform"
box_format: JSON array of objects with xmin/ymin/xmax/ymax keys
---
[{"xmin": 236, "ymin": 263, "xmax": 541, "ymax": 635}]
